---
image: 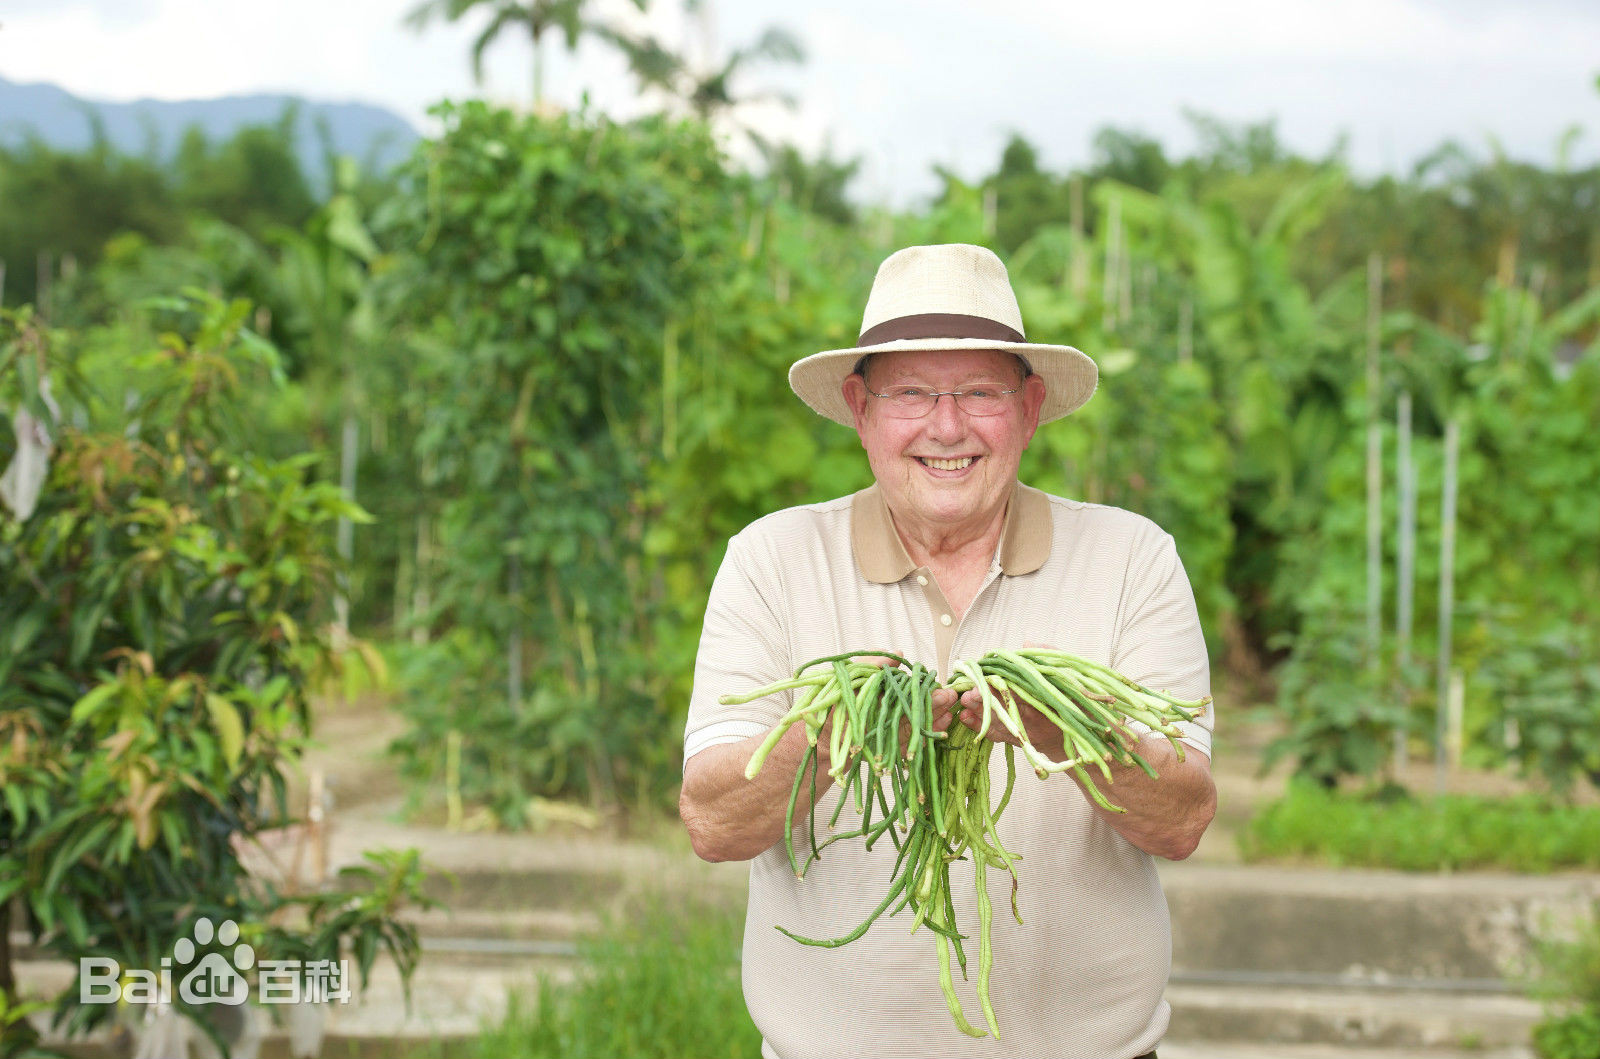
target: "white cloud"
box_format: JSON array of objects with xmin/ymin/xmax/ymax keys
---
[{"xmin": 1, "ymin": 0, "xmax": 1595, "ymax": 207}]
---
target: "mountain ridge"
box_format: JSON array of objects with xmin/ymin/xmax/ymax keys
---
[{"xmin": 0, "ymin": 75, "xmax": 422, "ymax": 184}]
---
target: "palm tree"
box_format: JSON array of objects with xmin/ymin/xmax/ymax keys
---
[
  {"xmin": 602, "ymin": 1, "xmax": 804, "ymax": 127},
  {"xmin": 404, "ymin": 0, "xmax": 646, "ymax": 107}
]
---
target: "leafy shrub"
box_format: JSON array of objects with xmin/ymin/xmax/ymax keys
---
[
  {"xmin": 1239, "ymin": 782, "xmax": 1600, "ymax": 871},
  {"xmin": 1536, "ymin": 1011, "xmax": 1600, "ymax": 1059},
  {"xmin": 1529, "ymin": 904, "xmax": 1600, "ymax": 1059},
  {"xmin": 375, "ymin": 101, "xmax": 755, "ymax": 814},
  {"xmin": 1477, "ymin": 622, "xmax": 1600, "ymax": 795},
  {"xmin": 0, "ymin": 299, "xmax": 429, "ymax": 1048},
  {"xmin": 1260, "ymin": 605, "xmax": 1411, "ymax": 786}
]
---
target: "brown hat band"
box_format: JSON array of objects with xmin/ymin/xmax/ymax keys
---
[{"xmin": 858, "ymin": 313, "xmax": 1024, "ymax": 347}]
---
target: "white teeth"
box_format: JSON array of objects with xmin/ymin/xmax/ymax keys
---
[{"xmin": 922, "ymin": 457, "xmax": 974, "ymax": 471}]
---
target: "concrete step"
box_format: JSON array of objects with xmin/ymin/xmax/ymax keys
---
[
  {"xmin": 25, "ymin": 949, "xmax": 1546, "ymax": 1059},
  {"xmin": 1166, "ymin": 978, "xmax": 1542, "ymax": 1055},
  {"xmin": 1161, "ymin": 861, "xmax": 1600, "ymax": 985}
]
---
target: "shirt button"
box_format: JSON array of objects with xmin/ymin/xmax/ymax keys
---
[
  {"xmin": 917, "ymin": 575, "xmax": 929, "ymax": 586},
  {"xmin": 940, "ymin": 613, "xmax": 952, "ymax": 627}
]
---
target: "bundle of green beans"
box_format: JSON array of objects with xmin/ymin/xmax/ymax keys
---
[
  {"xmin": 719, "ymin": 647, "xmax": 1209, "ymax": 1039},
  {"xmin": 947, "ymin": 647, "xmax": 1209, "ymax": 815}
]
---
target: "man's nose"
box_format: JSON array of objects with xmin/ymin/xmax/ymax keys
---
[{"xmin": 925, "ymin": 393, "xmax": 967, "ymax": 437}]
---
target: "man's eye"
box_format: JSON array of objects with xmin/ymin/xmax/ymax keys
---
[
  {"xmin": 890, "ymin": 387, "xmax": 929, "ymax": 399},
  {"xmin": 964, "ymin": 389, "xmax": 997, "ymax": 399}
]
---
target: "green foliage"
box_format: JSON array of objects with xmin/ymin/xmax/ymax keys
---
[
  {"xmin": 0, "ymin": 988, "xmax": 59, "ymax": 1059},
  {"xmin": 1535, "ymin": 1012, "xmax": 1600, "ymax": 1059},
  {"xmin": 1477, "ymin": 623, "xmax": 1600, "ymax": 794},
  {"xmin": 1260, "ymin": 608, "xmax": 1410, "ymax": 786},
  {"xmin": 1238, "ymin": 782, "xmax": 1600, "ymax": 872},
  {"xmin": 1529, "ymin": 904, "xmax": 1600, "ymax": 1059},
  {"xmin": 0, "ymin": 140, "xmax": 182, "ymax": 308},
  {"xmin": 375, "ymin": 101, "xmax": 757, "ymax": 815},
  {"xmin": 23, "ymin": 96, "xmax": 1600, "ymax": 819},
  {"xmin": 0, "ymin": 297, "xmax": 428, "ymax": 1045},
  {"xmin": 173, "ymin": 111, "xmax": 317, "ymax": 237},
  {"xmin": 477, "ymin": 899, "xmax": 758, "ymax": 1059}
]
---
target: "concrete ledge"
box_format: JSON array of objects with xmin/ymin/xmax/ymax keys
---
[
  {"xmin": 1161, "ymin": 861, "xmax": 1600, "ymax": 982},
  {"xmin": 1167, "ymin": 980, "xmax": 1543, "ymax": 1051}
]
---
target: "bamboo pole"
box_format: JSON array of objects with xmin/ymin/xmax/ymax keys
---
[
  {"xmin": 1435, "ymin": 418, "xmax": 1460, "ymax": 794},
  {"xmin": 1178, "ymin": 296, "xmax": 1193, "ymax": 364},
  {"xmin": 1070, "ymin": 175, "xmax": 1087, "ymax": 298},
  {"xmin": 1394, "ymin": 391, "xmax": 1416, "ymax": 772},
  {"xmin": 411, "ymin": 509, "xmax": 431, "ymax": 646},
  {"xmin": 1365, "ymin": 254, "xmax": 1383, "ymax": 674},
  {"xmin": 36, "ymin": 251, "xmax": 52, "ymax": 320},
  {"xmin": 334, "ymin": 412, "xmax": 358, "ymax": 634},
  {"xmin": 507, "ymin": 554, "xmax": 523, "ymax": 716},
  {"xmin": 1103, "ymin": 195, "xmax": 1122, "ymax": 331}
]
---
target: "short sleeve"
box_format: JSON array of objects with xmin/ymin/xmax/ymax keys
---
[
  {"xmin": 1110, "ymin": 529, "xmax": 1214, "ymax": 757},
  {"xmin": 682, "ymin": 531, "xmax": 793, "ymax": 764}
]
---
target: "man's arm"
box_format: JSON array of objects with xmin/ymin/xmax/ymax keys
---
[
  {"xmin": 1069, "ymin": 736, "xmax": 1215, "ymax": 859},
  {"xmin": 680, "ymin": 721, "xmax": 834, "ymax": 863}
]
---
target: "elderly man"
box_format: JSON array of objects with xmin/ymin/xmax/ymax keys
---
[{"xmin": 679, "ymin": 243, "xmax": 1216, "ymax": 1059}]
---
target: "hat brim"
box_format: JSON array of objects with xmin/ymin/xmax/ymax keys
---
[{"xmin": 789, "ymin": 338, "xmax": 1099, "ymax": 427}]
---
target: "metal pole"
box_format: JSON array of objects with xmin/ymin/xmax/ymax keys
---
[{"xmin": 1435, "ymin": 418, "xmax": 1460, "ymax": 794}]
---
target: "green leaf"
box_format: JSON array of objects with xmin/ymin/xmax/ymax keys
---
[
  {"xmin": 3, "ymin": 785, "xmax": 26, "ymax": 829},
  {"xmin": 205, "ymin": 693, "xmax": 245, "ymax": 769},
  {"xmin": 43, "ymin": 816, "xmax": 115, "ymax": 893},
  {"xmin": 70, "ymin": 682, "xmax": 120, "ymax": 726}
]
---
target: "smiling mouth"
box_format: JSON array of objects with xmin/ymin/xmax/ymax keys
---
[{"xmin": 917, "ymin": 456, "xmax": 976, "ymax": 471}]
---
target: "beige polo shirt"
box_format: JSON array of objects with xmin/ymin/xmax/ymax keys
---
[{"xmin": 684, "ymin": 482, "xmax": 1212, "ymax": 1059}]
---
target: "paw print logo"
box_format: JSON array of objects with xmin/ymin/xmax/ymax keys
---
[{"xmin": 175, "ymin": 917, "xmax": 254, "ymax": 1006}]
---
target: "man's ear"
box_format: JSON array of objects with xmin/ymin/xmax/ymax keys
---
[
  {"xmin": 1020, "ymin": 372, "xmax": 1047, "ymax": 448},
  {"xmin": 842, "ymin": 373, "xmax": 872, "ymax": 434}
]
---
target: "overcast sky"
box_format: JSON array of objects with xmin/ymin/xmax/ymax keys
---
[{"xmin": 3, "ymin": 0, "xmax": 1597, "ymax": 206}]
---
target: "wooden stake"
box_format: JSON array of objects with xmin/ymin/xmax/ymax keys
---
[{"xmin": 308, "ymin": 769, "xmax": 327, "ymax": 887}]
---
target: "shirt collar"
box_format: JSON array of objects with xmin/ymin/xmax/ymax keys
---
[{"xmin": 851, "ymin": 480, "xmax": 1052, "ymax": 583}]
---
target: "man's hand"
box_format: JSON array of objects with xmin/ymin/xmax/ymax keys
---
[
  {"xmin": 931, "ymin": 643, "xmax": 1218, "ymax": 860},
  {"xmin": 939, "ymin": 642, "xmax": 1070, "ymax": 762}
]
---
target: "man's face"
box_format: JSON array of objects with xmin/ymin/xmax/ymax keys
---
[{"xmin": 841, "ymin": 349, "xmax": 1047, "ymax": 534}]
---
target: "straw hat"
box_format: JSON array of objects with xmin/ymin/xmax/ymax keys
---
[{"xmin": 788, "ymin": 243, "xmax": 1098, "ymax": 427}]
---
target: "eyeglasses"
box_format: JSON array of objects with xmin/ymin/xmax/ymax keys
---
[{"xmin": 868, "ymin": 386, "xmax": 1021, "ymax": 419}]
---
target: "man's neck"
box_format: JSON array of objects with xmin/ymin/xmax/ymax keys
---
[{"xmin": 889, "ymin": 500, "xmax": 1008, "ymax": 573}]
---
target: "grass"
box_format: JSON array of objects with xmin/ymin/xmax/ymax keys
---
[
  {"xmin": 368, "ymin": 896, "xmax": 760, "ymax": 1059},
  {"xmin": 1238, "ymin": 781, "xmax": 1600, "ymax": 872},
  {"xmin": 360, "ymin": 896, "xmax": 757, "ymax": 1059},
  {"xmin": 482, "ymin": 896, "xmax": 757, "ymax": 1059}
]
